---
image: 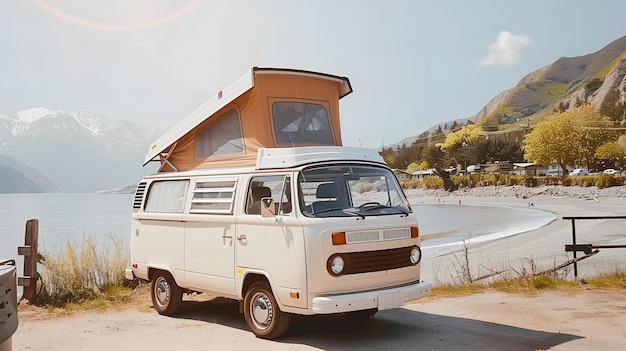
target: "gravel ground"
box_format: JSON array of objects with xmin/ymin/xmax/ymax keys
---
[{"xmin": 405, "ymin": 184, "xmax": 626, "ymax": 199}]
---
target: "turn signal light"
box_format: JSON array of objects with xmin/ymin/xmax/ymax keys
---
[
  {"xmin": 332, "ymin": 232, "xmax": 346, "ymax": 245},
  {"xmin": 411, "ymin": 227, "xmax": 419, "ymax": 238}
]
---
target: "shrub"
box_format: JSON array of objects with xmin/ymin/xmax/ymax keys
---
[
  {"xmin": 596, "ymin": 174, "xmax": 618, "ymax": 189},
  {"xmin": 524, "ymin": 176, "xmax": 537, "ymax": 187},
  {"xmin": 38, "ymin": 233, "xmax": 130, "ymax": 305},
  {"xmin": 422, "ymin": 177, "xmax": 444, "ymax": 189}
]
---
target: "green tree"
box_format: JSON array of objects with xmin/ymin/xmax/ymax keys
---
[{"xmin": 524, "ymin": 104, "xmax": 613, "ymax": 174}]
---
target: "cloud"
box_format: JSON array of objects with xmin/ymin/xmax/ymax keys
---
[{"xmin": 480, "ymin": 30, "xmax": 532, "ymax": 68}]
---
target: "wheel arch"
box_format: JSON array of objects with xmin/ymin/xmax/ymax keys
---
[{"xmin": 241, "ymin": 272, "xmax": 272, "ymax": 298}]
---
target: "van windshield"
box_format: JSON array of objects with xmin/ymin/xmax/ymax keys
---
[{"xmin": 298, "ymin": 165, "xmax": 411, "ymax": 218}]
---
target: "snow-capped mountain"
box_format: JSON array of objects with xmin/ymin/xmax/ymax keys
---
[{"xmin": 0, "ymin": 108, "xmax": 162, "ymax": 193}]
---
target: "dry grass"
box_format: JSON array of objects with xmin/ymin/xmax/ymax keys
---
[
  {"xmin": 37, "ymin": 233, "xmax": 133, "ymax": 307},
  {"xmin": 429, "ymin": 239, "xmax": 626, "ymax": 299}
]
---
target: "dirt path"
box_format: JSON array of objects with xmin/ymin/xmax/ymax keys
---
[{"xmin": 12, "ymin": 289, "xmax": 626, "ymax": 350}]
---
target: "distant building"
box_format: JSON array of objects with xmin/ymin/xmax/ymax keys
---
[
  {"xmin": 512, "ymin": 162, "xmax": 542, "ymax": 176},
  {"xmin": 411, "ymin": 169, "xmax": 436, "ymax": 179},
  {"xmin": 392, "ymin": 169, "xmax": 413, "ymax": 181},
  {"xmin": 547, "ymin": 164, "xmax": 574, "ymax": 176}
]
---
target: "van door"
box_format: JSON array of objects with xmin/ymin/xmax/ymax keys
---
[
  {"xmin": 236, "ymin": 175, "xmax": 308, "ymax": 309},
  {"xmin": 183, "ymin": 177, "xmax": 239, "ymax": 296}
]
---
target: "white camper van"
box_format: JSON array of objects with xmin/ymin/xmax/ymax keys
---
[{"xmin": 126, "ymin": 68, "xmax": 431, "ymax": 339}]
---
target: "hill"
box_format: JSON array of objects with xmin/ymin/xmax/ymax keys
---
[
  {"xmin": 390, "ymin": 35, "xmax": 626, "ymax": 147},
  {"xmin": 472, "ymin": 35, "xmax": 626, "ymax": 128},
  {"xmin": 0, "ymin": 155, "xmax": 58, "ymax": 193}
]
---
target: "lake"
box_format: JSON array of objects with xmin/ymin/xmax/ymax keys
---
[
  {"xmin": 1, "ymin": 193, "xmax": 133, "ymax": 276},
  {"xmin": 1, "ymin": 193, "xmax": 556, "ymax": 279}
]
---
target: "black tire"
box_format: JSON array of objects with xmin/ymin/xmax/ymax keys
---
[
  {"xmin": 243, "ymin": 281, "xmax": 291, "ymax": 339},
  {"xmin": 150, "ymin": 270, "xmax": 182, "ymax": 316}
]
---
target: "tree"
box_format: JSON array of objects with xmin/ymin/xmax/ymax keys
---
[
  {"xmin": 474, "ymin": 139, "xmax": 524, "ymax": 163},
  {"xmin": 421, "ymin": 145, "xmax": 445, "ymax": 169},
  {"xmin": 524, "ymin": 104, "xmax": 614, "ymax": 174},
  {"xmin": 379, "ymin": 146, "xmax": 396, "ymax": 167},
  {"xmin": 407, "ymin": 161, "xmax": 430, "ymax": 172},
  {"xmin": 436, "ymin": 124, "xmax": 487, "ymax": 168},
  {"xmin": 436, "ymin": 124, "xmax": 486, "ymax": 154},
  {"xmin": 595, "ymin": 141, "xmax": 625, "ymax": 170}
]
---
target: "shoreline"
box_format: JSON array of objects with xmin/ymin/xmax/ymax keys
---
[
  {"xmin": 404, "ymin": 184, "xmax": 626, "ymax": 199},
  {"xmin": 404, "ymin": 187, "xmax": 626, "ymax": 284}
]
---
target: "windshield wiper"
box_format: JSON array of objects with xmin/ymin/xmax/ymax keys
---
[
  {"xmin": 311, "ymin": 207, "xmax": 365, "ymax": 219},
  {"xmin": 359, "ymin": 203, "xmax": 409, "ymax": 217}
]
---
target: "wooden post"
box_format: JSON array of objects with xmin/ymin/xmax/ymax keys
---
[{"xmin": 17, "ymin": 219, "xmax": 42, "ymax": 303}]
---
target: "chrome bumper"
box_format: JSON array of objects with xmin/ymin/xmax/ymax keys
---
[{"xmin": 312, "ymin": 280, "xmax": 431, "ymax": 314}]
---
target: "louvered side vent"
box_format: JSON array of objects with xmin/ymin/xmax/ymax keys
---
[
  {"xmin": 133, "ymin": 182, "xmax": 147, "ymax": 209},
  {"xmin": 190, "ymin": 178, "xmax": 238, "ymax": 214}
]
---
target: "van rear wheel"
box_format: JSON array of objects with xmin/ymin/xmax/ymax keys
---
[
  {"xmin": 151, "ymin": 271, "xmax": 182, "ymax": 315},
  {"xmin": 243, "ymin": 281, "xmax": 291, "ymax": 339}
]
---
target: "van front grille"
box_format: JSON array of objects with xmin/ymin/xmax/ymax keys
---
[
  {"xmin": 330, "ymin": 246, "xmax": 415, "ymax": 275},
  {"xmin": 133, "ymin": 182, "xmax": 147, "ymax": 209}
]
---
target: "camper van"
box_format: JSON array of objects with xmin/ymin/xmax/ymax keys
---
[{"xmin": 126, "ymin": 68, "xmax": 431, "ymax": 339}]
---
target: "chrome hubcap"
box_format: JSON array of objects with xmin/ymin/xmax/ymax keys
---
[
  {"xmin": 155, "ymin": 277, "xmax": 169, "ymax": 308},
  {"xmin": 250, "ymin": 293, "xmax": 272, "ymax": 330}
]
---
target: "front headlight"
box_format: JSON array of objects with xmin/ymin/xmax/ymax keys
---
[
  {"xmin": 410, "ymin": 246, "xmax": 422, "ymax": 265},
  {"xmin": 328, "ymin": 255, "xmax": 345, "ymax": 276}
]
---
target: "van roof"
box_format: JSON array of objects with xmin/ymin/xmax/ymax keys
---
[{"xmin": 144, "ymin": 146, "xmax": 385, "ymax": 178}]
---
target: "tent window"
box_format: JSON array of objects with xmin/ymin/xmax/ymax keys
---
[
  {"xmin": 272, "ymin": 102, "xmax": 333, "ymax": 145},
  {"xmin": 195, "ymin": 109, "xmax": 244, "ymax": 158}
]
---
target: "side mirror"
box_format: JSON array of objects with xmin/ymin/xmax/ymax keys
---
[{"xmin": 261, "ymin": 197, "xmax": 276, "ymax": 218}]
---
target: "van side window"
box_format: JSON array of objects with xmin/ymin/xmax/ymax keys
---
[
  {"xmin": 190, "ymin": 178, "xmax": 238, "ymax": 214},
  {"xmin": 144, "ymin": 180, "xmax": 189, "ymax": 213},
  {"xmin": 246, "ymin": 176, "xmax": 292, "ymax": 215}
]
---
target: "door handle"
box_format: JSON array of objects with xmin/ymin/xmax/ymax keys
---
[
  {"xmin": 221, "ymin": 235, "xmax": 232, "ymax": 239},
  {"xmin": 237, "ymin": 234, "xmax": 247, "ymax": 241}
]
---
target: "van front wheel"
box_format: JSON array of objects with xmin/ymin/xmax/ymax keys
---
[
  {"xmin": 151, "ymin": 271, "xmax": 182, "ymax": 316},
  {"xmin": 243, "ymin": 281, "xmax": 291, "ymax": 339}
]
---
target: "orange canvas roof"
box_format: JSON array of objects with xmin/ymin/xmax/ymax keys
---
[{"xmin": 145, "ymin": 67, "xmax": 353, "ymax": 172}]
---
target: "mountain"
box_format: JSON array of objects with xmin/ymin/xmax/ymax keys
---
[
  {"xmin": 472, "ymin": 35, "xmax": 626, "ymax": 126},
  {"xmin": 0, "ymin": 154, "xmax": 58, "ymax": 193},
  {"xmin": 0, "ymin": 108, "xmax": 162, "ymax": 193},
  {"xmin": 390, "ymin": 35, "xmax": 626, "ymax": 147}
]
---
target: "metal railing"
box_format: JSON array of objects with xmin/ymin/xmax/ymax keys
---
[{"xmin": 563, "ymin": 215, "xmax": 626, "ymax": 278}]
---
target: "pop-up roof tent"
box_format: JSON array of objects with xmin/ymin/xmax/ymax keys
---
[{"xmin": 145, "ymin": 67, "xmax": 353, "ymax": 172}]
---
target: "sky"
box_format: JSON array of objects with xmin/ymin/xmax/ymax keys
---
[{"xmin": 1, "ymin": 1, "xmax": 625, "ymax": 149}]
